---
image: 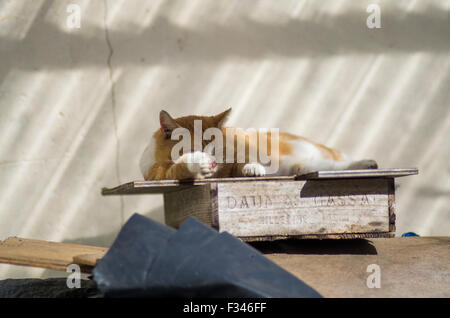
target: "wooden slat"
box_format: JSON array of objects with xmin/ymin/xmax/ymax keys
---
[
  {"xmin": 0, "ymin": 237, "xmax": 108, "ymax": 273},
  {"xmin": 72, "ymin": 252, "xmax": 107, "ymax": 267},
  {"xmin": 102, "ymin": 180, "xmax": 187, "ymax": 195},
  {"xmin": 102, "ymin": 177, "xmax": 296, "ymax": 195},
  {"xmin": 101, "ymin": 168, "xmax": 418, "ymax": 195},
  {"xmin": 297, "ymin": 168, "xmax": 418, "ymax": 180},
  {"xmin": 164, "ymin": 184, "xmax": 215, "ymax": 228}
]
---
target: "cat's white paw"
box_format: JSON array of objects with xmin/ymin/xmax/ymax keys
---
[
  {"xmin": 178, "ymin": 151, "xmax": 217, "ymax": 179},
  {"xmin": 291, "ymin": 164, "xmax": 309, "ymax": 176},
  {"xmin": 242, "ymin": 162, "xmax": 266, "ymax": 177},
  {"xmin": 348, "ymin": 159, "xmax": 378, "ymax": 170}
]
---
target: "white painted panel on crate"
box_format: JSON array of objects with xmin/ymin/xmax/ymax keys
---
[{"xmin": 217, "ymin": 180, "xmax": 389, "ymax": 237}]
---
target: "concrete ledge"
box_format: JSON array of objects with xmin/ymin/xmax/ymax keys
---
[{"xmin": 252, "ymin": 237, "xmax": 450, "ymax": 297}]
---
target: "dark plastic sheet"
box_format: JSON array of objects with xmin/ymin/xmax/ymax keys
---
[{"xmin": 93, "ymin": 214, "xmax": 321, "ymax": 298}]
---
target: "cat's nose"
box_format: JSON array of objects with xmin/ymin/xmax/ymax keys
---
[{"xmin": 211, "ymin": 162, "xmax": 217, "ymax": 169}]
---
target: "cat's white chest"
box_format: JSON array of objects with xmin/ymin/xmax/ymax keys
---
[{"xmin": 139, "ymin": 137, "xmax": 156, "ymax": 178}]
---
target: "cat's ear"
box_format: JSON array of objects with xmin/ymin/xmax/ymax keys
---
[
  {"xmin": 160, "ymin": 110, "xmax": 180, "ymax": 138},
  {"xmin": 214, "ymin": 108, "xmax": 232, "ymax": 128}
]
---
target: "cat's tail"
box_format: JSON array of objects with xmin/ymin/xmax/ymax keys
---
[{"xmin": 347, "ymin": 159, "xmax": 378, "ymax": 170}]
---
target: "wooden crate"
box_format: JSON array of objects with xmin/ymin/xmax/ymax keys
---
[{"xmin": 102, "ymin": 168, "xmax": 418, "ymax": 241}]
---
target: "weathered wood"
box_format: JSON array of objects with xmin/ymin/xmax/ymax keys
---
[
  {"xmin": 164, "ymin": 184, "xmax": 217, "ymax": 228},
  {"xmin": 297, "ymin": 168, "xmax": 418, "ymax": 180},
  {"xmin": 161, "ymin": 178, "xmax": 395, "ymax": 240},
  {"xmin": 101, "ymin": 168, "xmax": 418, "ymax": 241},
  {"xmin": 241, "ymin": 232, "xmax": 394, "ymax": 242},
  {"xmin": 388, "ymin": 178, "xmax": 396, "ymax": 233},
  {"xmin": 0, "ymin": 237, "xmax": 107, "ymax": 273},
  {"xmin": 72, "ymin": 252, "xmax": 106, "ymax": 267},
  {"xmin": 101, "ymin": 168, "xmax": 418, "ymax": 195},
  {"xmin": 102, "ymin": 177, "xmax": 295, "ymax": 195},
  {"xmin": 102, "ymin": 180, "xmax": 191, "ymax": 195},
  {"xmin": 216, "ymin": 179, "xmax": 391, "ymax": 239}
]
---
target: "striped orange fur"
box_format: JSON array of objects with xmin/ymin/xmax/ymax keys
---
[{"xmin": 140, "ymin": 109, "xmax": 378, "ymax": 180}]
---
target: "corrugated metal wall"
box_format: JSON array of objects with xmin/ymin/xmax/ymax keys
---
[{"xmin": 0, "ymin": 0, "xmax": 449, "ymax": 278}]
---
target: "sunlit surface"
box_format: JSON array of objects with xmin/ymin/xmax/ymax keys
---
[{"xmin": 0, "ymin": 0, "xmax": 449, "ymax": 279}]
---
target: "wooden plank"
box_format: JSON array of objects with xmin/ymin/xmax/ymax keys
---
[
  {"xmin": 0, "ymin": 237, "xmax": 108, "ymax": 273},
  {"xmin": 101, "ymin": 180, "xmax": 188, "ymax": 195},
  {"xmin": 388, "ymin": 178, "xmax": 396, "ymax": 233},
  {"xmin": 297, "ymin": 168, "xmax": 418, "ymax": 180},
  {"xmin": 101, "ymin": 168, "xmax": 417, "ymax": 195},
  {"xmin": 3, "ymin": 237, "xmax": 447, "ymax": 298},
  {"xmin": 164, "ymin": 184, "xmax": 216, "ymax": 228},
  {"xmin": 242, "ymin": 232, "xmax": 394, "ymax": 242},
  {"xmin": 101, "ymin": 177, "xmax": 296, "ymax": 195},
  {"xmin": 72, "ymin": 252, "xmax": 106, "ymax": 267},
  {"xmin": 217, "ymin": 179, "xmax": 391, "ymax": 238}
]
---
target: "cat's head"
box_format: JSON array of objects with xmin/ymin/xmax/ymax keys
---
[{"xmin": 154, "ymin": 108, "xmax": 231, "ymax": 164}]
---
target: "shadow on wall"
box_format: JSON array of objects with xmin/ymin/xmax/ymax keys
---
[
  {"xmin": 1, "ymin": 1, "xmax": 449, "ymax": 79},
  {"xmin": 59, "ymin": 205, "xmax": 165, "ymax": 248},
  {"xmin": 38, "ymin": 205, "xmax": 165, "ymax": 277}
]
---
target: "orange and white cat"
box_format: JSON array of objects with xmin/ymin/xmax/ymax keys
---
[{"xmin": 140, "ymin": 108, "xmax": 378, "ymax": 180}]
